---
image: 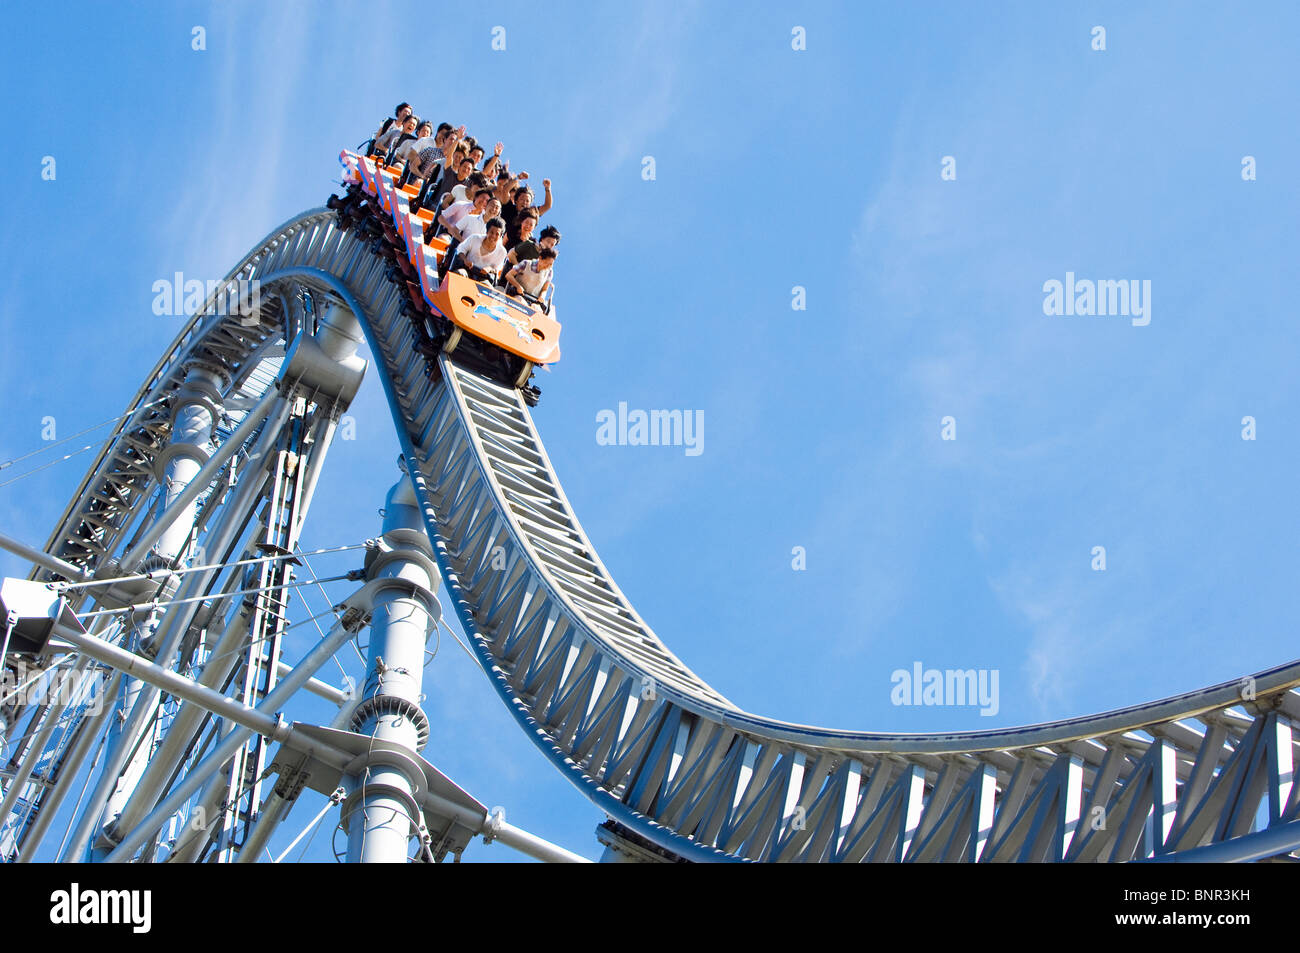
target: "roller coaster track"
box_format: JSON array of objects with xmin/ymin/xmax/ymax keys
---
[{"xmin": 7, "ymin": 207, "xmax": 1299, "ymax": 862}]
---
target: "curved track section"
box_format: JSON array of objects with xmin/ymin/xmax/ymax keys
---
[
  {"xmin": 22, "ymin": 207, "xmax": 1300, "ymax": 862},
  {"xmin": 31, "ymin": 212, "xmax": 348, "ymax": 589},
  {"xmin": 337, "ymin": 210, "xmax": 1300, "ymax": 863}
]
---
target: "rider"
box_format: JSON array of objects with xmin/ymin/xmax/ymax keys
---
[
  {"xmin": 456, "ymin": 218, "xmax": 509, "ymax": 285},
  {"xmin": 505, "ymin": 247, "xmax": 556, "ymax": 304}
]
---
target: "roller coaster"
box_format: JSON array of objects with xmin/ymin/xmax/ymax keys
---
[{"xmin": 0, "ymin": 147, "xmax": 1296, "ymax": 864}]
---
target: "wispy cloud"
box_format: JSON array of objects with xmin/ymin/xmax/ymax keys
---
[
  {"xmin": 557, "ymin": 1, "xmax": 701, "ymax": 225},
  {"xmin": 160, "ymin": 3, "xmax": 387, "ymax": 273}
]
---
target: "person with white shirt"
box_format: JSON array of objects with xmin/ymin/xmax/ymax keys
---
[
  {"xmin": 395, "ymin": 120, "xmax": 433, "ymax": 166},
  {"xmin": 455, "ymin": 218, "xmax": 509, "ymax": 284},
  {"xmin": 505, "ymin": 248, "xmax": 555, "ymax": 303},
  {"xmin": 448, "ymin": 171, "xmax": 489, "ymax": 209},
  {"xmin": 455, "ymin": 197, "xmax": 500, "ymax": 249},
  {"xmin": 439, "ymin": 189, "xmax": 493, "ymax": 242},
  {"xmin": 374, "ymin": 114, "xmax": 418, "ymax": 162},
  {"xmin": 372, "ymin": 102, "xmax": 411, "ymax": 144},
  {"xmin": 457, "ymin": 207, "xmax": 488, "ymax": 243}
]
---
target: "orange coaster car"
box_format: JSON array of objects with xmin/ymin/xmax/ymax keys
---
[
  {"xmin": 341, "ymin": 148, "xmax": 562, "ymax": 391},
  {"xmin": 428, "ymin": 272, "xmax": 561, "ymax": 377}
]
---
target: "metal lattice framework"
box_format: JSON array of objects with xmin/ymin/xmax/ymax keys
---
[{"xmin": 2, "ymin": 207, "xmax": 1297, "ymax": 863}]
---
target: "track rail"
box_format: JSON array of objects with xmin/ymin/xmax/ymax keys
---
[{"xmin": 24, "ymin": 207, "xmax": 1300, "ymax": 862}]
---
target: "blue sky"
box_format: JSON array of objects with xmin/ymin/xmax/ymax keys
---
[{"xmin": 1, "ymin": 2, "xmax": 1298, "ymax": 861}]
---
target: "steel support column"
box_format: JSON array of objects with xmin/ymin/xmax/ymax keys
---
[{"xmin": 344, "ymin": 467, "xmax": 440, "ymax": 863}]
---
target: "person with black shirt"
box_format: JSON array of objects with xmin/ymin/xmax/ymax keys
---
[
  {"xmin": 507, "ymin": 222, "xmax": 560, "ymax": 268},
  {"xmin": 504, "ymin": 209, "xmax": 539, "ymax": 254},
  {"xmin": 502, "ymin": 180, "xmax": 553, "ymax": 246},
  {"xmin": 429, "ymin": 154, "xmax": 474, "ymax": 213}
]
